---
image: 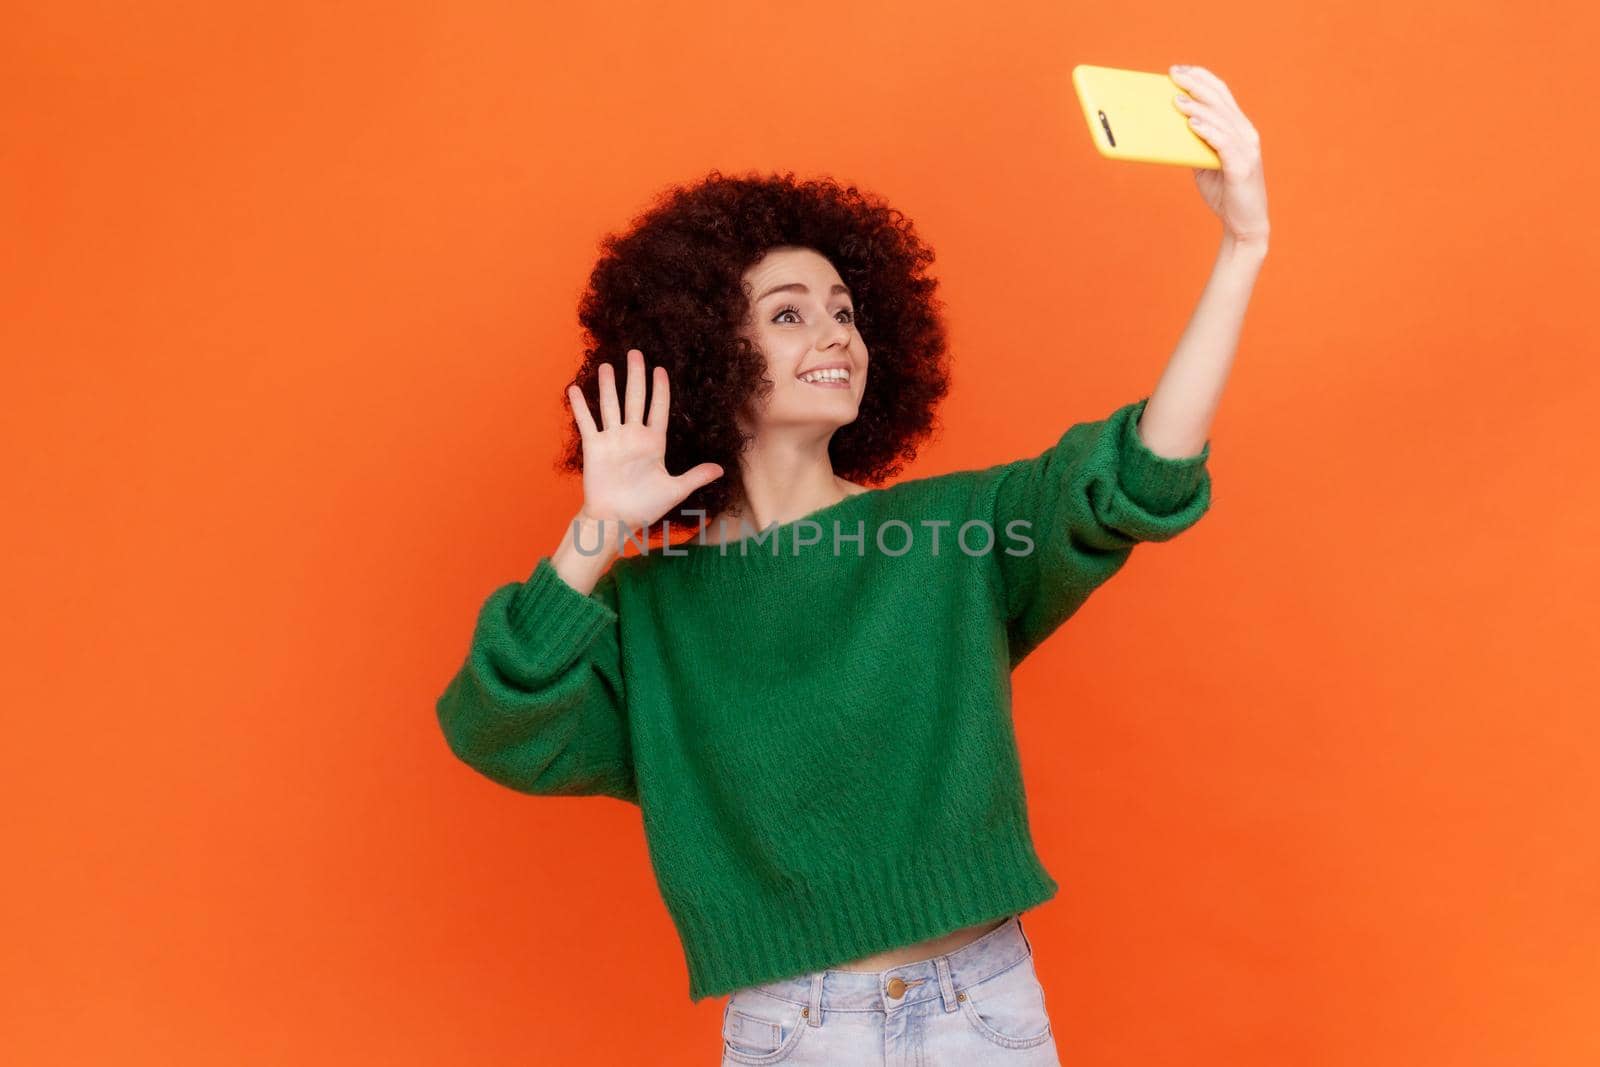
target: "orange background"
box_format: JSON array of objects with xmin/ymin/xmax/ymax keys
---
[{"xmin": 4, "ymin": 1, "xmax": 1597, "ymax": 1064}]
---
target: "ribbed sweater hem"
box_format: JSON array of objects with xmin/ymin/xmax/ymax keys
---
[
  {"xmin": 1121, "ymin": 396, "xmax": 1211, "ymax": 512},
  {"xmin": 667, "ymin": 815, "xmax": 1060, "ymax": 1002}
]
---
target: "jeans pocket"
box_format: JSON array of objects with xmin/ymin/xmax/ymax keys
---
[
  {"xmin": 720, "ymin": 990, "xmax": 810, "ymax": 1064},
  {"xmin": 955, "ymin": 958, "xmax": 1054, "ymax": 1050}
]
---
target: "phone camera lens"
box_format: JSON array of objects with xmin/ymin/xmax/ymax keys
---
[{"xmin": 1097, "ymin": 109, "xmax": 1117, "ymax": 147}]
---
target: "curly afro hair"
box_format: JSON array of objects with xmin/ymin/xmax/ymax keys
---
[{"xmin": 557, "ymin": 168, "xmax": 953, "ymax": 547}]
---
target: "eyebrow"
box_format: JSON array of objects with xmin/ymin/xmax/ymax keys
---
[{"xmin": 755, "ymin": 282, "xmax": 852, "ymax": 303}]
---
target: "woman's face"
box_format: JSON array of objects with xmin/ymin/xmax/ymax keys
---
[{"xmin": 736, "ymin": 245, "xmax": 868, "ymax": 436}]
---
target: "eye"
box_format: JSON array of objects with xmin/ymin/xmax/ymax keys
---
[{"xmin": 773, "ymin": 303, "xmax": 856, "ymax": 325}]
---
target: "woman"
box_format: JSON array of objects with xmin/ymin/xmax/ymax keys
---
[{"xmin": 436, "ymin": 64, "xmax": 1268, "ymax": 1065}]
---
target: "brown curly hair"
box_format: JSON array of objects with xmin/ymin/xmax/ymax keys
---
[{"xmin": 556, "ymin": 168, "xmax": 953, "ymax": 546}]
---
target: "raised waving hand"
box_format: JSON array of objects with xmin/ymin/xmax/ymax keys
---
[{"xmin": 566, "ymin": 348, "xmax": 725, "ymax": 541}]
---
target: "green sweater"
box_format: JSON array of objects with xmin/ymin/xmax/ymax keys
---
[{"xmin": 435, "ymin": 395, "xmax": 1212, "ymax": 1002}]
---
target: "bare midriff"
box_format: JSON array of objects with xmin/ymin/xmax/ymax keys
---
[{"xmin": 831, "ymin": 916, "xmax": 1010, "ymax": 973}]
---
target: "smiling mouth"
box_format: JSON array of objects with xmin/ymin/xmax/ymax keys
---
[{"xmin": 797, "ymin": 369, "xmax": 852, "ymax": 387}]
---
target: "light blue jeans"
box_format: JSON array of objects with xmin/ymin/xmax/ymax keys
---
[{"xmin": 717, "ymin": 913, "xmax": 1061, "ymax": 1065}]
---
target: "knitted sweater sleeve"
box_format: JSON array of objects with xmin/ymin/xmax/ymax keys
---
[
  {"xmin": 434, "ymin": 555, "xmax": 636, "ymax": 804},
  {"xmin": 987, "ymin": 396, "xmax": 1213, "ymax": 667}
]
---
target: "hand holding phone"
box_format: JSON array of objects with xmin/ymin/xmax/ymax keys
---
[{"xmin": 1070, "ymin": 64, "xmax": 1222, "ymax": 169}]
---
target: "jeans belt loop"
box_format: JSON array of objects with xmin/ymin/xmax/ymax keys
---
[{"xmin": 934, "ymin": 953, "xmax": 959, "ymax": 1013}]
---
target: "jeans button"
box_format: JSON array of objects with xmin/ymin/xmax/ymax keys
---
[{"xmin": 886, "ymin": 976, "xmax": 907, "ymax": 998}]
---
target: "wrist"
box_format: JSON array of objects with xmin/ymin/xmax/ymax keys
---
[
  {"xmin": 568, "ymin": 511, "xmax": 626, "ymax": 560},
  {"xmin": 1222, "ymin": 229, "xmax": 1270, "ymax": 257}
]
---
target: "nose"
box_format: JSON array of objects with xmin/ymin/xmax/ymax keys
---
[{"xmin": 821, "ymin": 315, "xmax": 850, "ymax": 350}]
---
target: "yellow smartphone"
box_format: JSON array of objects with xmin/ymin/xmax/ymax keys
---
[{"xmin": 1070, "ymin": 63, "xmax": 1222, "ymax": 169}]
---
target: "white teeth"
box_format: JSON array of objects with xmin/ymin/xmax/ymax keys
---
[{"xmin": 799, "ymin": 368, "xmax": 850, "ymax": 383}]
